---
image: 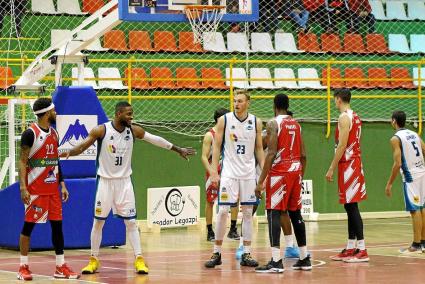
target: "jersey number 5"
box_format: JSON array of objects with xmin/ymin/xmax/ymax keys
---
[
  {"xmin": 115, "ymin": 156, "xmax": 123, "ymax": 166},
  {"xmin": 411, "ymin": 141, "xmax": 420, "ymax": 157},
  {"xmin": 236, "ymin": 145, "xmax": 246, "ymax": 154}
]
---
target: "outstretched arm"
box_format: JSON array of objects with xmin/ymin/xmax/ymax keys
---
[
  {"xmin": 385, "ymin": 136, "xmax": 402, "ymax": 197},
  {"xmin": 326, "ymin": 114, "xmax": 350, "ymax": 182},
  {"xmin": 131, "ymin": 124, "xmax": 196, "ymax": 160},
  {"xmin": 61, "ymin": 125, "xmax": 104, "ymax": 157}
]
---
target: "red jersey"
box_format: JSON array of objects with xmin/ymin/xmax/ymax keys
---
[
  {"xmin": 335, "ymin": 109, "xmax": 362, "ymax": 163},
  {"xmin": 205, "ymin": 128, "xmax": 221, "ymax": 180},
  {"xmin": 270, "ymin": 115, "xmax": 303, "ymax": 174},
  {"xmin": 26, "ymin": 123, "xmax": 60, "ymax": 195}
]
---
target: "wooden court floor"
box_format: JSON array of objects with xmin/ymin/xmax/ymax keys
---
[{"xmin": 0, "ymin": 218, "xmax": 424, "ymax": 284}]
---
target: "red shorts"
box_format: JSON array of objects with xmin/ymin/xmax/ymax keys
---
[
  {"xmin": 24, "ymin": 193, "xmax": 62, "ymax": 223},
  {"xmin": 266, "ymin": 171, "xmax": 302, "ymax": 211},
  {"xmin": 338, "ymin": 158, "xmax": 367, "ymax": 204},
  {"xmin": 205, "ymin": 177, "xmax": 218, "ymax": 203}
]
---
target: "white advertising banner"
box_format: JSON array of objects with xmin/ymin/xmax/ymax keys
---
[
  {"xmin": 301, "ymin": 179, "xmax": 319, "ymax": 220},
  {"xmin": 57, "ymin": 115, "xmax": 97, "ymax": 160},
  {"xmin": 147, "ymin": 186, "xmax": 200, "ymax": 228}
]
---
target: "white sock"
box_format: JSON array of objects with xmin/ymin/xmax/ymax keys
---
[
  {"xmin": 213, "ymin": 245, "xmax": 222, "ymax": 254},
  {"xmin": 239, "ymin": 237, "xmax": 244, "ymax": 247},
  {"xmin": 20, "ymin": 255, "xmax": 28, "ymax": 266},
  {"xmin": 285, "ymin": 234, "xmax": 294, "ymax": 248},
  {"xmin": 56, "ymin": 254, "xmax": 65, "ymax": 266},
  {"xmin": 124, "ymin": 220, "xmax": 142, "ymax": 257},
  {"xmin": 357, "ymin": 239, "xmax": 365, "ymax": 250},
  {"xmin": 90, "ymin": 219, "xmax": 105, "ymax": 257},
  {"xmin": 243, "ymin": 245, "xmax": 251, "ymax": 254},
  {"xmin": 271, "ymin": 247, "xmax": 280, "ymax": 262},
  {"xmin": 347, "ymin": 239, "xmax": 356, "ymax": 250},
  {"xmin": 299, "ymin": 246, "xmax": 308, "ymax": 260}
]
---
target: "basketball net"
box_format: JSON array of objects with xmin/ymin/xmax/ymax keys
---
[{"xmin": 184, "ymin": 5, "xmax": 225, "ymax": 44}]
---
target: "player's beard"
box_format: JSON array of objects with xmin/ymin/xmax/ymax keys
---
[
  {"xmin": 120, "ymin": 119, "xmax": 131, "ymax": 128},
  {"xmin": 48, "ymin": 114, "xmax": 56, "ymax": 124}
]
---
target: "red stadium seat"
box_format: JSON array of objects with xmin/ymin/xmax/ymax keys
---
[
  {"xmin": 298, "ymin": 32, "xmax": 321, "ymax": 53},
  {"xmin": 366, "ymin": 33, "xmax": 391, "ymax": 54},
  {"xmin": 154, "ymin": 31, "xmax": 178, "ymax": 52},
  {"xmin": 345, "ymin": 68, "xmax": 370, "ymax": 88},
  {"xmin": 103, "ymin": 30, "xmax": 129, "ymax": 51},
  {"xmin": 82, "ymin": 0, "xmax": 104, "ymax": 14},
  {"xmin": 343, "ymin": 33, "xmax": 367, "ymax": 54},
  {"xmin": 0, "ymin": 67, "xmax": 14, "ymax": 89},
  {"xmin": 201, "ymin": 68, "xmax": 228, "ymax": 89},
  {"xmin": 321, "ymin": 33, "xmax": 344, "ymax": 53},
  {"xmin": 129, "ymin": 31, "xmax": 154, "ymax": 52},
  {"xmin": 322, "ymin": 68, "xmax": 345, "ymax": 88},
  {"xmin": 176, "ymin": 68, "xmax": 202, "ymax": 89},
  {"xmin": 178, "ymin": 32, "xmax": 204, "ymax": 52},
  {"xmin": 390, "ymin": 68, "xmax": 415, "ymax": 89},
  {"xmin": 125, "ymin": 68, "xmax": 152, "ymax": 89},
  {"xmin": 151, "ymin": 67, "xmax": 176, "ymax": 89},
  {"xmin": 368, "ymin": 68, "xmax": 391, "ymax": 88}
]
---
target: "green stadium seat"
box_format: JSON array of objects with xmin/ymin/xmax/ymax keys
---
[
  {"xmin": 321, "ymin": 33, "xmax": 344, "ymax": 53},
  {"xmin": 176, "ymin": 68, "xmax": 202, "ymax": 89},
  {"xmin": 345, "ymin": 68, "xmax": 370, "ymax": 89},
  {"xmin": 0, "ymin": 67, "xmax": 14, "ymax": 89},
  {"xmin": 201, "ymin": 68, "xmax": 228, "ymax": 89}
]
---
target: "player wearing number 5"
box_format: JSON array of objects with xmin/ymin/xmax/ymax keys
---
[
  {"xmin": 386, "ymin": 111, "xmax": 425, "ymax": 253},
  {"xmin": 205, "ymin": 90, "xmax": 265, "ymax": 268},
  {"xmin": 326, "ymin": 89, "xmax": 368, "ymax": 262},
  {"xmin": 61, "ymin": 101, "xmax": 196, "ymax": 275}
]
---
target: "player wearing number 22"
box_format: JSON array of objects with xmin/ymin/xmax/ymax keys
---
[
  {"xmin": 326, "ymin": 89, "xmax": 369, "ymax": 262},
  {"xmin": 61, "ymin": 101, "xmax": 195, "ymax": 275}
]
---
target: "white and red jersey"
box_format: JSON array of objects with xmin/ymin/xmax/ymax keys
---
[
  {"xmin": 335, "ymin": 109, "xmax": 362, "ymax": 162},
  {"xmin": 26, "ymin": 123, "xmax": 59, "ymax": 195},
  {"xmin": 270, "ymin": 115, "xmax": 303, "ymax": 175}
]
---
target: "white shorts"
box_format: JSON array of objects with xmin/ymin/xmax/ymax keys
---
[
  {"xmin": 403, "ymin": 174, "xmax": 425, "ymax": 211},
  {"xmin": 218, "ymin": 177, "xmax": 258, "ymax": 206},
  {"xmin": 94, "ymin": 176, "xmax": 136, "ymax": 219}
]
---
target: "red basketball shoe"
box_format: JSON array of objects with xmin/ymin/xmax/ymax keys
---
[
  {"xmin": 344, "ymin": 249, "xmax": 369, "ymax": 263},
  {"xmin": 54, "ymin": 263, "xmax": 80, "ymax": 279},
  {"xmin": 17, "ymin": 264, "xmax": 32, "ymax": 281},
  {"xmin": 330, "ymin": 248, "xmax": 356, "ymax": 261}
]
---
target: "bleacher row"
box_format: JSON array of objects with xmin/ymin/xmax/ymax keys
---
[
  {"xmin": 51, "ymin": 29, "xmax": 425, "ymax": 54},
  {"xmin": 30, "ymin": 0, "xmax": 425, "ymax": 21},
  {"xmin": 2, "ymin": 66, "xmax": 425, "ymax": 90}
]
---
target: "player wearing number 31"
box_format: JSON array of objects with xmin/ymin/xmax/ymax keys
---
[{"xmin": 60, "ymin": 101, "xmax": 196, "ymax": 275}]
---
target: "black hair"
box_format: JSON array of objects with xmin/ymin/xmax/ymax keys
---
[
  {"xmin": 33, "ymin": 97, "xmax": 52, "ymax": 118},
  {"xmin": 115, "ymin": 101, "xmax": 132, "ymax": 114},
  {"xmin": 392, "ymin": 110, "xmax": 406, "ymax": 128},
  {"xmin": 334, "ymin": 88, "xmax": 351, "ymax": 103},
  {"xmin": 287, "ymin": 110, "xmax": 293, "ymax": 117},
  {"xmin": 274, "ymin": 94, "xmax": 289, "ymax": 111},
  {"xmin": 214, "ymin": 108, "xmax": 229, "ymax": 123}
]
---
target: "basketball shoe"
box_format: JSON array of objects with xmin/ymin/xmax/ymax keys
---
[
  {"xmin": 81, "ymin": 256, "xmax": 100, "ymax": 274},
  {"xmin": 207, "ymin": 230, "xmax": 215, "ymax": 242},
  {"xmin": 227, "ymin": 228, "xmax": 240, "ymax": 240},
  {"xmin": 293, "ymin": 255, "xmax": 312, "ymax": 271},
  {"xmin": 17, "ymin": 264, "xmax": 32, "ymax": 281},
  {"xmin": 134, "ymin": 256, "xmax": 149, "ymax": 274},
  {"xmin": 284, "ymin": 246, "xmax": 300, "ymax": 259},
  {"xmin": 205, "ymin": 252, "xmax": 222, "ymax": 268},
  {"xmin": 255, "ymin": 259, "xmax": 284, "ymax": 273},
  {"xmin": 330, "ymin": 248, "xmax": 356, "ymax": 261},
  {"xmin": 240, "ymin": 253, "xmax": 258, "ymax": 267},
  {"xmin": 54, "ymin": 263, "xmax": 80, "ymax": 279},
  {"xmin": 344, "ymin": 249, "xmax": 369, "ymax": 263}
]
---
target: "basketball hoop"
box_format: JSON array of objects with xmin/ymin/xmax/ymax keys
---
[{"xmin": 184, "ymin": 5, "xmax": 225, "ymax": 44}]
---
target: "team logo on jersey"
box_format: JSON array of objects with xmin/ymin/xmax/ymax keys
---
[
  {"xmin": 246, "ymin": 125, "xmax": 253, "ymax": 130},
  {"xmin": 39, "ymin": 136, "xmax": 43, "ymax": 141},
  {"xmin": 231, "ymin": 125, "xmax": 235, "ymax": 129},
  {"xmin": 125, "ymin": 136, "xmax": 130, "ymax": 141},
  {"xmin": 96, "ymin": 201, "xmax": 101, "ymax": 206},
  {"xmin": 108, "ymin": 144, "xmax": 117, "ymax": 153},
  {"xmin": 110, "ymin": 136, "xmax": 114, "ymax": 140},
  {"xmin": 165, "ymin": 188, "xmax": 185, "ymax": 217},
  {"xmin": 248, "ymin": 120, "xmax": 252, "ymax": 125},
  {"xmin": 230, "ymin": 133, "xmax": 238, "ymax": 142},
  {"xmin": 95, "ymin": 207, "xmax": 102, "ymax": 215},
  {"xmin": 44, "ymin": 170, "xmax": 57, "ymax": 184},
  {"xmin": 59, "ymin": 119, "xmax": 89, "ymax": 147}
]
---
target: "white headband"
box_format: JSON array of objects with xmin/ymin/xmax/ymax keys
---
[{"xmin": 34, "ymin": 103, "xmax": 55, "ymax": 115}]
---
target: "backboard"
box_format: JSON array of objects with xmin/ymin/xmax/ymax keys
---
[{"xmin": 119, "ymin": 0, "xmax": 259, "ymax": 22}]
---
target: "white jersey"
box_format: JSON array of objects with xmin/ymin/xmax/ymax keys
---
[
  {"xmin": 394, "ymin": 129, "xmax": 425, "ymax": 182},
  {"xmin": 97, "ymin": 121, "xmax": 134, "ymax": 178},
  {"xmin": 221, "ymin": 112, "xmax": 257, "ymax": 180}
]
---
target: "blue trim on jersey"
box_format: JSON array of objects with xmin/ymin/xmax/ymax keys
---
[
  {"xmin": 218, "ymin": 201, "xmax": 238, "ymax": 206},
  {"xmin": 233, "ymin": 111, "xmax": 249, "ymax": 123},
  {"xmin": 113, "ymin": 214, "xmax": 137, "ymax": 220},
  {"xmin": 111, "ymin": 121, "xmax": 126, "ymax": 133},
  {"xmin": 396, "ymin": 135, "xmax": 414, "ymax": 183},
  {"xmin": 403, "ymin": 182, "xmax": 421, "ymax": 212},
  {"xmin": 94, "ymin": 216, "xmax": 108, "ymax": 220},
  {"xmin": 241, "ymin": 201, "xmax": 260, "ymax": 205}
]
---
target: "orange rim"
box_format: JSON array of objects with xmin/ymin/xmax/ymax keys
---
[{"xmin": 185, "ymin": 5, "xmax": 225, "ymax": 13}]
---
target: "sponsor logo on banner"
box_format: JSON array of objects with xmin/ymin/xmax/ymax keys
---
[
  {"xmin": 57, "ymin": 115, "xmax": 97, "ymax": 160},
  {"xmin": 301, "ymin": 180, "xmax": 314, "ymax": 216},
  {"xmin": 148, "ymin": 186, "xmax": 200, "ymax": 228}
]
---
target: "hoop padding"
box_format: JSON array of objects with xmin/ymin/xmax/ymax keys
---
[{"xmin": 184, "ymin": 5, "xmax": 225, "ymax": 44}]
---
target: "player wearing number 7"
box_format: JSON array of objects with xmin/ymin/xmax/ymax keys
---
[
  {"xmin": 325, "ymin": 89, "xmax": 369, "ymax": 262},
  {"xmin": 60, "ymin": 101, "xmax": 196, "ymax": 275},
  {"xmin": 385, "ymin": 111, "xmax": 425, "ymax": 253}
]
